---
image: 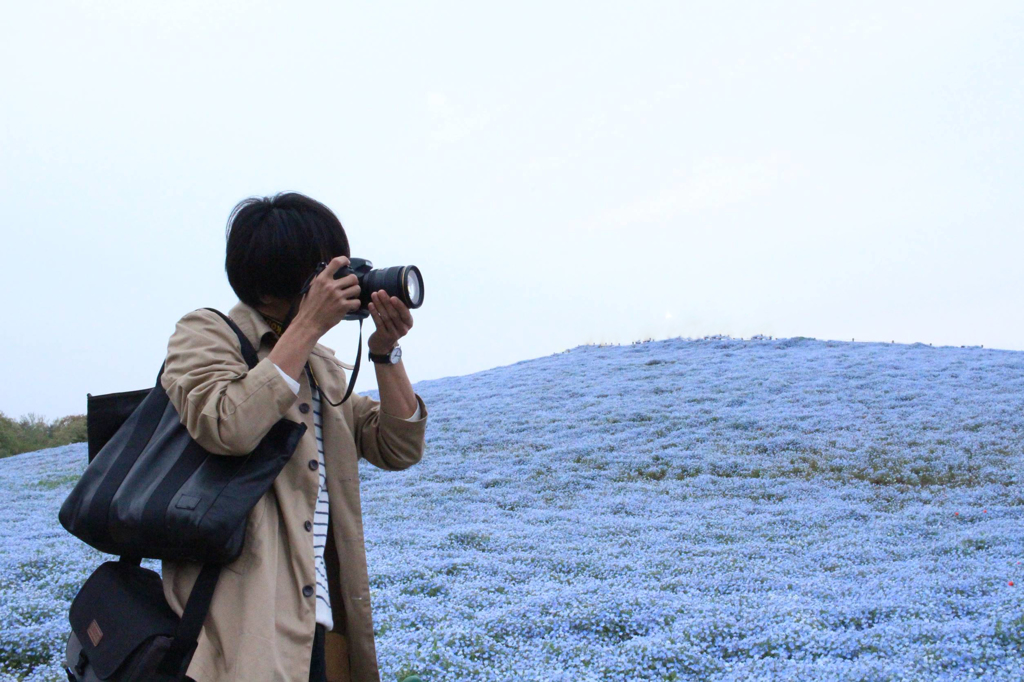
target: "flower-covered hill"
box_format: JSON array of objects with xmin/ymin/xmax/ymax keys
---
[{"xmin": 2, "ymin": 336, "xmax": 1023, "ymax": 681}]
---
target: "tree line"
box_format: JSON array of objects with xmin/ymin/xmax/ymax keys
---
[{"xmin": 0, "ymin": 412, "xmax": 87, "ymax": 458}]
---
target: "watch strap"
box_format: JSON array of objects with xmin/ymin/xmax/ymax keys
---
[
  {"xmin": 368, "ymin": 344, "xmax": 399, "ymax": 364},
  {"xmin": 368, "ymin": 350, "xmax": 391, "ymax": 363}
]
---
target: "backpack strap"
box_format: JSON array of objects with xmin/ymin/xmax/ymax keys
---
[{"xmin": 156, "ymin": 563, "xmax": 221, "ymax": 679}]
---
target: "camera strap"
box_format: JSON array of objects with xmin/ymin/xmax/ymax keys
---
[
  {"xmin": 286, "ymin": 261, "xmax": 362, "ymax": 406},
  {"xmin": 342, "ymin": 320, "xmax": 362, "ymax": 404},
  {"xmin": 307, "ymin": 317, "xmax": 362, "ymax": 407}
]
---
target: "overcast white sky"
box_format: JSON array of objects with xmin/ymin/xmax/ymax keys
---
[{"xmin": 2, "ymin": 1, "xmax": 1022, "ymax": 420}]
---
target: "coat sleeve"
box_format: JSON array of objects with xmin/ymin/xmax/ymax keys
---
[
  {"xmin": 160, "ymin": 309, "xmax": 299, "ymax": 456},
  {"xmin": 350, "ymin": 390, "xmax": 428, "ymax": 471}
]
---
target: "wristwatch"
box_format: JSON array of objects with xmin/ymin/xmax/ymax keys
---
[{"xmin": 368, "ymin": 343, "xmax": 402, "ymax": 365}]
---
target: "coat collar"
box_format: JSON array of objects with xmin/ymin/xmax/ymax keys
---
[{"xmin": 227, "ymin": 301, "xmax": 279, "ymax": 352}]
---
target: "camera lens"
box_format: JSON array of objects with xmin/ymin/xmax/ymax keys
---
[
  {"xmin": 359, "ymin": 264, "xmax": 425, "ymax": 310},
  {"xmin": 404, "ymin": 266, "xmax": 423, "ymax": 308}
]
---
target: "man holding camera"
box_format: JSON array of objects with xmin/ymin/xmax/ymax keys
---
[{"xmin": 160, "ymin": 192, "xmax": 427, "ymax": 682}]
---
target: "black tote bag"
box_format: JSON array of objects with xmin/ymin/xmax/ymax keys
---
[{"xmin": 59, "ymin": 308, "xmax": 307, "ymax": 565}]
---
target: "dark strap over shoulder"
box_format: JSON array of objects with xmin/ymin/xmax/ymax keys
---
[
  {"xmin": 154, "ymin": 308, "xmax": 260, "ymax": 385},
  {"xmin": 143, "ymin": 308, "xmax": 249, "ymax": 677},
  {"xmin": 156, "ymin": 563, "xmax": 221, "ymax": 678},
  {"xmin": 201, "ymin": 308, "xmax": 260, "ymax": 370}
]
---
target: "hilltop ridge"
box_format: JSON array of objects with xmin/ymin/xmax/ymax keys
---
[{"xmin": 406, "ymin": 335, "xmax": 1022, "ymax": 491}]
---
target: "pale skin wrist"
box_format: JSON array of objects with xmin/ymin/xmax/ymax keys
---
[
  {"xmin": 364, "ymin": 289, "xmax": 418, "ymax": 418},
  {"xmin": 367, "ymin": 332, "xmax": 396, "ymax": 355},
  {"xmin": 267, "ymin": 318, "xmax": 321, "ymax": 382},
  {"xmin": 374, "ymin": 357, "xmax": 418, "ymax": 419}
]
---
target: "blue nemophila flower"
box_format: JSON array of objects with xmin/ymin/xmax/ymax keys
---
[{"xmin": 2, "ymin": 337, "xmax": 1023, "ymax": 680}]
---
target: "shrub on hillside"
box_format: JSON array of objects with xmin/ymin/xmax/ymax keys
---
[{"xmin": 0, "ymin": 412, "xmax": 87, "ymax": 458}]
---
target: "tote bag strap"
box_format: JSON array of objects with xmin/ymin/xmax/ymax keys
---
[
  {"xmin": 201, "ymin": 308, "xmax": 260, "ymax": 370},
  {"xmin": 141, "ymin": 308, "xmax": 249, "ymax": 677},
  {"xmin": 154, "ymin": 308, "xmax": 262, "ymax": 385}
]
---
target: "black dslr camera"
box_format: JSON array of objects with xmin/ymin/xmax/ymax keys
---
[
  {"xmin": 333, "ymin": 258, "xmax": 424, "ymax": 321},
  {"xmin": 290, "ymin": 257, "xmax": 424, "ymax": 405}
]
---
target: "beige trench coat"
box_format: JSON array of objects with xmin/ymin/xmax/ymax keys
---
[{"xmin": 158, "ymin": 302, "xmax": 428, "ymax": 682}]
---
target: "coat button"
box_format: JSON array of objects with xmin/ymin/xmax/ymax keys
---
[
  {"xmin": 302, "ymin": 585, "xmax": 314, "ymax": 598},
  {"xmin": 304, "ymin": 520, "xmax": 313, "ymax": 532},
  {"xmin": 308, "ymin": 459, "xmax": 319, "ymax": 471},
  {"xmin": 299, "ymin": 403, "xmax": 310, "ymax": 414}
]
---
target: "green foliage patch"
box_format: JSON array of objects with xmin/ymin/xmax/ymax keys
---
[{"xmin": 0, "ymin": 412, "xmax": 87, "ymax": 459}]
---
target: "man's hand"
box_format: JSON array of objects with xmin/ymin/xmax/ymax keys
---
[
  {"xmin": 367, "ymin": 290, "xmax": 414, "ymax": 355},
  {"xmin": 269, "ymin": 256, "xmax": 362, "ymax": 382},
  {"xmin": 292, "ymin": 256, "xmax": 362, "ymax": 337}
]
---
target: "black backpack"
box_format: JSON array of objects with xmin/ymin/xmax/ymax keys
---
[{"xmin": 60, "ymin": 309, "xmax": 307, "ymax": 681}]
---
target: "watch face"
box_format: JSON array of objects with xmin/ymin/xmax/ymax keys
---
[{"xmin": 390, "ymin": 346, "xmax": 402, "ymax": 363}]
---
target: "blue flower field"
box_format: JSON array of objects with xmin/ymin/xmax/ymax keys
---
[{"xmin": 2, "ymin": 336, "xmax": 1022, "ymax": 681}]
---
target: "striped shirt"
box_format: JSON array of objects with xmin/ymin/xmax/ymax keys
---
[{"xmin": 306, "ymin": 366, "xmax": 334, "ymax": 629}]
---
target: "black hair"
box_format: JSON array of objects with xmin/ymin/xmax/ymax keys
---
[{"xmin": 224, "ymin": 192, "xmax": 350, "ymax": 308}]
